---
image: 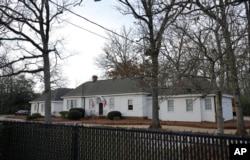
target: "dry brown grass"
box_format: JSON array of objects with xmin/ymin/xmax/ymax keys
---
[{"xmin": 7, "ymin": 115, "xmax": 250, "ymax": 130}]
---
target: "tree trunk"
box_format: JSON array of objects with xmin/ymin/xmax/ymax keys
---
[
  {"xmin": 43, "ymin": 0, "xmax": 52, "ymax": 124},
  {"xmin": 221, "ymin": 21, "xmax": 246, "ymax": 135},
  {"xmin": 149, "ymin": 54, "xmax": 161, "ymax": 129},
  {"xmin": 246, "ymin": 1, "xmax": 250, "ymax": 71},
  {"xmin": 234, "ymin": 89, "xmax": 246, "ymax": 135},
  {"xmin": 210, "ymin": 62, "xmax": 224, "ymax": 134},
  {"xmin": 216, "ymin": 90, "xmax": 224, "ymax": 134},
  {"xmin": 43, "ymin": 52, "xmax": 51, "ymax": 123}
]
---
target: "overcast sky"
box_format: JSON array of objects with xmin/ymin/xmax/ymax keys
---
[{"xmin": 59, "ymin": 0, "xmax": 134, "ymax": 88}]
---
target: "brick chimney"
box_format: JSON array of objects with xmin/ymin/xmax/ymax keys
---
[{"xmin": 92, "ymin": 75, "xmax": 98, "ymax": 82}]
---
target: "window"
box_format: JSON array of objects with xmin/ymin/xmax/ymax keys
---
[
  {"xmin": 71, "ymin": 100, "xmax": 74, "ymax": 108},
  {"xmin": 73, "ymin": 100, "xmax": 77, "ymax": 108},
  {"xmin": 205, "ymin": 98, "xmax": 212, "ymax": 110},
  {"xmin": 34, "ymin": 104, "xmax": 37, "ymax": 112},
  {"xmin": 109, "ymin": 98, "xmax": 115, "ymax": 109},
  {"xmin": 34, "ymin": 104, "xmax": 39, "ymax": 112},
  {"xmin": 67, "ymin": 100, "xmax": 70, "ymax": 109},
  {"xmin": 167, "ymin": 100, "xmax": 174, "ymax": 112},
  {"xmin": 89, "ymin": 99, "xmax": 95, "ymax": 109},
  {"xmin": 37, "ymin": 105, "xmax": 39, "ymax": 112},
  {"xmin": 67, "ymin": 99, "xmax": 77, "ymax": 109},
  {"xmin": 128, "ymin": 100, "xmax": 133, "ymax": 110},
  {"xmin": 186, "ymin": 99, "xmax": 193, "ymax": 112},
  {"xmin": 41, "ymin": 104, "xmax": 44, "ymax": 112}
]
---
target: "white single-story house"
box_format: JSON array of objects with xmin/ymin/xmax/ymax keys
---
[
  {"xmin": 30, "ymin": 88, "xmax": 72, "ymax": 116},
  {"xmin": 61, "ymin": 76, "xmax": 233, "ymax": 122},
  {"xmin": 61, "ymin": 77, "xmax": 150, "ymax": 118}
]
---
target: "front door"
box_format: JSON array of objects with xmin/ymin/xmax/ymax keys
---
[{"xmin": 99, "ymin": 103, "xmax": 103, "ymax": 115}]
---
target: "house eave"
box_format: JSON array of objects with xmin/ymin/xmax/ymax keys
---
[
  {"xmin": 62, "ymin": 92, "xmax": 150, "ymax": 99},
  {"xmin": 29, "ymin": 100, "xmax": 63, "ymax": 103},
  {"xmin": 147, "ymin": 94, "xmax": 213, "ymax": 99}
]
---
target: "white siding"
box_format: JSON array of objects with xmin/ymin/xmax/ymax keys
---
[
  {"xmin": 61, "ymin": 93, "xmax": 232, "ymax": 122},
  {"xmin": 52, "ymin": 102, "xmax": 63, "ymax": 116},
  {"xmin": 30, "ymin": 101, "xmax": 64, "ymax": 117},
  {"xmin": 201, "ymin": 97, "xmax": 216, "ymax": 122},
  {"xmin": 30, "ymin": 103, "xmax": 37, "ymax": 115},
  {"xmin": 63, "ymin": 98, "xmax": 82, "ymax": 111},
  {"xmin": 82, "ymin": 94, "xmax": 147, "ymax": 117},
  {"xmin": 119, "ymin": 95, "xmax": 144, "ymax": 117},
  {"xmin": 142, "ymin": 96, "xmax": 148, "ymax": 117},
  {"xmin": 222, "ymin": 95, "xmax": 233, "ymax": 121},
  {"xmin": 84, "ymin": 97, "xmax": 98, "ymax": 116},
  {"xmin": 39, "ymin": 103, "xmax": 45, "ymax": 116},
  {"xmin": 158, "ymin": 97, "xmax": 202, "ymax": 122},
  {"xmin": 30, "ymin": 102, "xmax": 42, "ymax": 115},
  {"xmin": 147, "ymin": 98, "xmax": 152, "ymax": 119}
]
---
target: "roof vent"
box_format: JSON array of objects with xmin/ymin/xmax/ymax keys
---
[{"xmin": 92, "ymin": 75, "xmax": 98, "ymax": 82}]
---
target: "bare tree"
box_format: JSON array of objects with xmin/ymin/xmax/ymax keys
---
[
  {"xmin": 240, "ymin": 1, "xmax": 250, "ymax": 100},
  {"xmin": 161, "ymin": 21, "xmax": 203, "ymax": 84},
  {"xmin": 157, "ymin": 0, "xmax": 250, "ymax": 133},
  {"xmin": 0, "ymin": 0, "xmax": 80, "ymax": 123},
  {"xmin": 95, "ymin": 26, "xmax": 147, "ymax": 78},
  {"xmin": 160, "ymin": 11, "xmax": 226, "ymax": 133},
  {"xmin": 115, "ymin": 0, "xmax": 187, "ymax": 128},
  {"xmin": 191, "ymin": 0, "xmax": 247, "ymax": 134}
]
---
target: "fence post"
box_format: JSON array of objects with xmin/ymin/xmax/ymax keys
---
[{"xmin": 72, "ymin": 124, "xmax": 79, "ymax": 160}]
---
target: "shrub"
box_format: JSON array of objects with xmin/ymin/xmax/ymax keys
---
[
  {"xmin": 68, "ymin": 110, "xmax": 82, "ymax": 120},
  {"xmin": 59, "ymin": 111, "xmax": 69, "ymax": 119},
  {"xmin": 69, "ymin": 108, "xmax": 85, "ymax": 118},
  {"xmin": 107, "ymin": 111, "xmax": 122, "ymax": 120},
  {"xmin": 26, "ymin": 113, "xmax": 43, "ymax": 120},
  {"xmin": 31, "ymin": 113, "xmax": 43, "ymax": 118},
  {"xmin": 26, "ymin": 115, "xmax": 36, "ymax": 120}
]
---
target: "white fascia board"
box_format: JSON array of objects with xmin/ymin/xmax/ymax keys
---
[
  {"xmin": 222, "ymin": 94, "xmax": 233, "ymax": 98},
  {"xmin": 147, "ymin": 94, "xmax": 217, "ymax": 99},
  {"xmin": 88, "ymin": 92, "xmax": 149, "ymax": 97},
  {"xmin": 61, "ymin": 96, "xmax": 83, "ymax": 99},
  {"xmin": 63, "ymin": 92, "xmax": 149, "ymax": 98},
  {"xmin": 30, "ymin": 101, "xmax": 63, "ymax": 104},
  {"xmin": 29, "ymin": 101, "xmax": 44, "ymax": 104}
]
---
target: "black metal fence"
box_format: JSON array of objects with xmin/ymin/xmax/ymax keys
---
[{"xmin": 0, "ymin": 121, "xmax": 249, "ymax": 160}]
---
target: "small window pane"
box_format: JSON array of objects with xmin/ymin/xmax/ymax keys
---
[
  {"xmin": 128, "ymin": 100, "xmax": 133, "ymax": 110},
  {"xmin": 74, "ymin": 100, "xmax": 77, "ymax": 108},
  {"xmin": 186, "ymin": 99, "xmax": 193, "ymax": 112},
  {"xmin": 167, "ymin": 100, "xmax": 174, "ymax": 112},
  {"xmin": 109, "ymin": 98, "xmax": 115, "ymax": 109},
  {"xmin": 41, "ymin": 104, "xmax": 44, "ymax": 112},
  {"xmin": 34, "ymin": 104, "xmax": 36, "ymax": 111},
  {"xmin": 205, "ymin": 99, "xmax": 212, "ymax": 110},
  {"xmin": 67, "ymin": 100, "xmax": 70, "ymax": 109}
]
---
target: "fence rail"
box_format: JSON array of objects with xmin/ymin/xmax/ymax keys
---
[{"xmin": 0, "ymin": 121, "xmax": 249, "ymax": 160}]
